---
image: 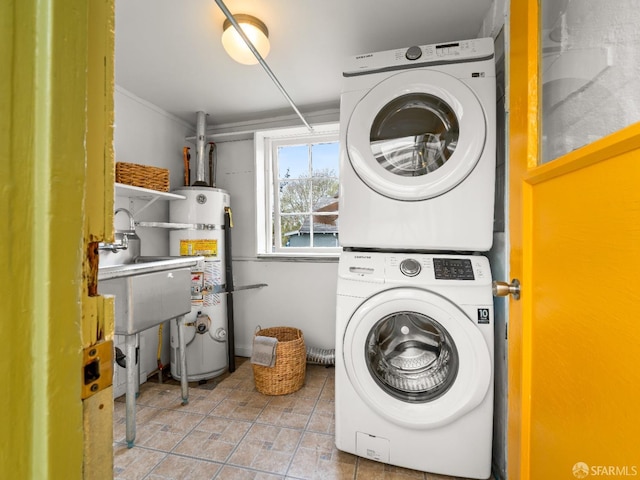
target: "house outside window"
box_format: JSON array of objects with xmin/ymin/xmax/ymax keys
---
[{"xmin": 255, "ymin": 123, "xmax": 341, "ymax": 256}]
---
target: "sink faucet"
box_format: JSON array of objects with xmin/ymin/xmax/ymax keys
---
[
  {"xmin": 114, "ymin": 208, "xmax": 136, "ymax": 232},
  {"xmin": 98, "ymin": 208, "xmax": 137, "ymax": 252}
]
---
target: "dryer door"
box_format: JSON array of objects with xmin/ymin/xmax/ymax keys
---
[
  {"xmin": 342, "ymin": 287, "xmax": 491, "ymax": 429},
  {"xmin": 346, "ymin": 69, "xmax": 486, "ymax": 201}
]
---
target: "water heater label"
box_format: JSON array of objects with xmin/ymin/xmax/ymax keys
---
[
  {"xmin": 191, "ymin": 271, "xmax": 204, "ymax": 303},
  {"xmin": 180, "ymin": 239, "xmax": 218, "ymax": 257}
]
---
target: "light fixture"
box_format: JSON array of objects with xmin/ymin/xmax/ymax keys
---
[{"xmin": 221, "ymin": 14, "xmax": 270, "ymax": 65}]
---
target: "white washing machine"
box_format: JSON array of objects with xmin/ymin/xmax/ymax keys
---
[
  {"xmin": 335, "ymin": 251, "xmax": 494, "ymax": 479},
  {"xmin": 339, "ymin": 38, "xmax": 496, "ymax": 252}
]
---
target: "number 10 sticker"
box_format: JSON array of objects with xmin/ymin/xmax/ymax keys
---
[{"xmin": 477, "ymin": 308, "xmax": 490, "ymax": 324}]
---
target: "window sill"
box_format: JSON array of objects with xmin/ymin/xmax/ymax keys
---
[{"xmin": 252, "ymin": 253, "xmax": 340, "ymax": 263}]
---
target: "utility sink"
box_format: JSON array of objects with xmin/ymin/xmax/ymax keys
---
[{"xmin": 98, "ymin": 256, "xmax": 203, "ymax": 335}]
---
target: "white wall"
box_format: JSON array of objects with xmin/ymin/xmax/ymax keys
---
[
  {"xmin": 211, "ymin": 111, "xmax": 341, "ymax": 357},
  {"xmin": 478, "ymin": 0, "xmax": 507, "ymax": 39},
  {"xmin": 112, "ymin": 86, "xmax": 194, "ymax": 395}
]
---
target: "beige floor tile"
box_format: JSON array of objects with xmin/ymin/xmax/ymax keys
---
[
  {"xmin": 305, "ymin": 373, "xmax": 330, "ymax": 389},
  {"xmin": 218, "ymin": 376, "xmax": 248, "ymax": 390},
  {"xmin": 318, "ymin": 382, "xmax": 335, "ymax": 402},
  {"xmin": 306, "ymin": 409, "xmax": 335, "ymax": 434},
  {"xmin": 237, "ymin": 379, "xmax": 260, "ymax": 391},
  {"xmin": 216, "ymin": 465, "xmax": 285, "ymax": 479},
  {"xmin": 131, "ymin": 409, "xmax": 205, "ymax": 451},
  {"xmin": 147, "ymin": 454, "xmax": 221, "ymax": 479},
  {"xmin": 287, "ymin": 445, "xmax": 357, "ymax": 480},
  {"xmin": 227, "ymin": 424, "xmax": 303, "ymax": 474},
  {"xmin": 132, "ymin": 422, "xmax": 188, "ymax": 452},
  {"xmin": 113, "ymin": 405, "xmax": 169, "ymax": 444},
  {"xmin": 113, "ymin": 444, "xmax": 166, "ymax": 479},
  {"xmin": 313, "ymin": 398, "xmax": 335, "ymax": 416},
  {"xmin": 256, "ymin": 403, "xmax": 312, "ymax": 429},
  {"xmin": 226, "ymin": 389, "xmax": 271, "ymax": 409},
  {"xmin": 245, "ymin": 423, "xmax": 303, "ymax": 451},
  {"xmin": 170, "ymin": 390, "xmax": 221, "ymax": 415},
  {"xmin": 356, "ymin": 457, "xmax": 426, "ymax": 479},
  {"xmin": 148, "ymin": 408, "xmax": 205, "ymax": 431},
  {"xmin": 173, "ymin": 429, "xmax": 237, "ymax": 463},
  {"xmin": 289, "ymin": 384, "xmax": 323, "ymax": 400},
  {"xmin": 143, "ymin": 387, "xmax": 190, "ymax": 409},
  {"xmin": 198, "ymin": 416, "xmax": 253, "ymax": 444},
  {"xmin": 210, "ymin": 397, "xmax": 265, "ymax": 422}
]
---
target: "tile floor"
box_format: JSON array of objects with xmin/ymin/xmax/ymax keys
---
[{"xmin": 114, "ymin": 358, "xmax": 493, "ymax": 480}]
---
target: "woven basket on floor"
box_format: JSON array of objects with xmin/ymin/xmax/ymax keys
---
[
  {"xmin": 116, "ymin": 162, "xmax": 170, "ymax": 192},
  {"xmin": 253, "ymin": 327, "xmax": 306, "ymax": 395}
]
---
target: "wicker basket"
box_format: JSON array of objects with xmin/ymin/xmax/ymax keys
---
[
  {"xmin": 116, "ymin": 162, "xmax": 170, "ymax": 192},
  {"xmin": 253, "ymin": 327, "xmax": 306, "ymax": 395}
]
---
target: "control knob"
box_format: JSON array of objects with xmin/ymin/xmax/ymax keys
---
[
  {"xmin": 405, "ymin": 46, "xmax": 422, "ymax": 61},
  {"xmin": 400, "ymin": 258, "xmax": 421, "ymax": 277}
]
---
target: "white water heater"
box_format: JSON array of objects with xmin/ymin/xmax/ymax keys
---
[{"xmin": 169, "ymin": 187, "xmax": 230, "ymax": 381}]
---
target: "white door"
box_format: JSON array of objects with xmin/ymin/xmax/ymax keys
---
[
  {"xmin": 342, "ymin": 287, "xmax": 491, "ymax": 429},
  {"xmin": 346, "ymin": 70, "xmax": 487, "ymax": 200}
]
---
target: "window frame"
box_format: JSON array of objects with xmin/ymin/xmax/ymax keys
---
[{"xmin": 255, "ymin": 123, "xmax": 341, "ymax": 257}]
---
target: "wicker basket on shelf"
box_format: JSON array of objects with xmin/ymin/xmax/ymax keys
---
[
  {"xmin": 115, "ymin": 162, "xmax": 170, "ymax": 192},
  {"xmin": 252, "ymin": 327, "xmax": 306, "ymax": 395}
]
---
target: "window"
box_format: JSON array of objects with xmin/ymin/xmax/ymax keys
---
[{"xmin": 256, "ymin": 123, "xmax": 340, "ymax": 256}]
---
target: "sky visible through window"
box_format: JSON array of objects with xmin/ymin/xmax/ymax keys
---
[{"xmin": 278, "ymin": 142, "xmax": 339, "ymax": 179}]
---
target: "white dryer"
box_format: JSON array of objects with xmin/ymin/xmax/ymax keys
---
[
  {"xmin": 335, "ymin": 251, "xmax": 494, "ymax": 479},
  {"xmin": 339, "ymin": 38, "xmax": 496, "ymax": 252}
]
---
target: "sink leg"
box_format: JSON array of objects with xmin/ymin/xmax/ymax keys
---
[
  {"xmin": 125, "ymin": 333, "xmax": 138, "ymax": 448},
  {"xmin": 176, "ymin": 315, "xmax": 189, "ymax": 405}
]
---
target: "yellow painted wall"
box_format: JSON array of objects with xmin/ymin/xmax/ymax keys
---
[{"xmin": 0, "ymin": 0, "xmax": 114, "ymax": 478}]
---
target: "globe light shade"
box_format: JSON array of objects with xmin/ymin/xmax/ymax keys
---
[{"xmin": 222, "ymin": 14, "xmax": 270, "ymax": 65}]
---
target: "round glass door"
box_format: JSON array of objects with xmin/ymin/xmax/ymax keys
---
[
  {"xmin": 370, "ymin": 94, "xmax": 459, "ymax": 177},
  {"xmin": 346, "ymin": 69, "xmax": 486, "ymax": 201},
  {"xmin": 366, "ymin": 311, "xmax": 458, "ymax": 403},
  {"xmin": 342, "ymin": 287, "xmax": 491, "ymax": 429}
]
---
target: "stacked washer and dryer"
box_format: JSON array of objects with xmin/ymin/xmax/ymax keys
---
[{"xmin": 335, "ymin": 38, "xmax": 496, "ymax": 479}]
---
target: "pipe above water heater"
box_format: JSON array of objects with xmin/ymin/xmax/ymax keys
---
[{"xmin": 193, "ymin": 111, "xmax": 209, "ymax": 186}]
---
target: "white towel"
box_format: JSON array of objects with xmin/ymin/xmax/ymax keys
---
[{"xmin": 251, "ymin": 335, "xmax": 278, "ymax": 367}]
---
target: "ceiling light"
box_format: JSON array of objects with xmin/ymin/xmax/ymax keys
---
[{"xmin": 221, "ymin": 14, "xmax": 270, "ymax": 65}]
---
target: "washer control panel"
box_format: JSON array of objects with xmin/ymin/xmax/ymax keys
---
[
  {"xmin": 433, "ymin": 258, "xmax": 475, "ymax": 280},
  {"xmin": 338, "ymin": 252, "xmax": 490, "ymax": 285}
]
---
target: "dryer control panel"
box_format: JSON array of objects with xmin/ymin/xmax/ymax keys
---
[{"xmin": 343, "ymin": 37, "xmax": 494, "ymax": 77}]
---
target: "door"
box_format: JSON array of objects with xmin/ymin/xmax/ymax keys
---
[
  {"xmin": 343, "ymin": 287, "xmax": 491, "ymax": 429},
  {"xmin": 346, "ymin": 69, "xmax": 488, "ymax": 200},
  {"xmin": 508, "ymin": 1, "xmax": 640, "ymax": 479},
  {"xmin": 1, "ymin": 1, "xmax": 114, "ymax": 478}
]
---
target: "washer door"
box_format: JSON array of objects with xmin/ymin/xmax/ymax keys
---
[
  {"xmin": 346, "ymin": 70, "xmax": 486, "ymax": 201},
  {"xmin": 342, "ymin": 287, "xmax": 491, "ymax": 429}
]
